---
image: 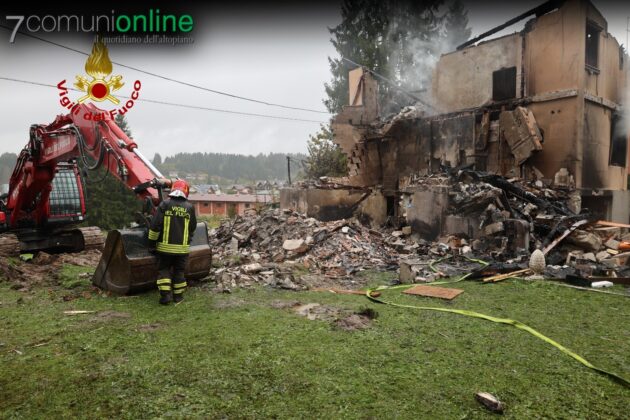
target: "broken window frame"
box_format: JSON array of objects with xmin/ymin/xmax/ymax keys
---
[
  {"xmin": 492, "ymin": 67, "xmax": 517, "ymax": 102},
  {"xmin": 609, "ymin": 111, "xmax": 627, "ymax": 167},
  {"xmin": 585, "ymin": 20, "xmax": 602, "ymax": 72}
]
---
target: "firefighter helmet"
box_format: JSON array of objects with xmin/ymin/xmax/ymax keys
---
[{"xmin": 169, "ymin": 179, "xmax": 190, "ymax": 198}]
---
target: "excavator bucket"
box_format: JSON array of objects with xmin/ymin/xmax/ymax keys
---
[{"xmin": 92, "ymin": 223, "xmax": 211, "ymax": 294}]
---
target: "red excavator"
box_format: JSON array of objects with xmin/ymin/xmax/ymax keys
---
[{"xmin": 0, "ymin": 103, "xmax": 211, "ymax": 294}]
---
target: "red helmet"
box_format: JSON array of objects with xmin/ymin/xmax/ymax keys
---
[{"xmin": 169, "ymin": 179, "xmax": 190, "ymax": 198}]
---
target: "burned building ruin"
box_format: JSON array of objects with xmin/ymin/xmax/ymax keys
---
[{"xmin": 282, "ymin": 0, "xmax": 630, "ymax": 245}]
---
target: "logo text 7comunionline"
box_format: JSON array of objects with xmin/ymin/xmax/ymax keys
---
[{"xmin": 5, "ymin": 10, "xmax": 193, "ymax": 43}]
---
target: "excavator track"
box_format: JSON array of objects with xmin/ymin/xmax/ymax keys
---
[
  {"xmin": 77, "ymin": 226, "xmax": 105, "ymax": 251},
  {"xmin": 0, "ymin": 233, "xmax": 20, "ymax": 257}
]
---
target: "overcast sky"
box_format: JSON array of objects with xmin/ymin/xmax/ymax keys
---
[{"xmin": 1, "ymin": 1, "xmax": 629, "ymax": 159}]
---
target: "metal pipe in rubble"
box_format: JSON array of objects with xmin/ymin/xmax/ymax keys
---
[{"xmin": 133, "ymin": 149, "xmax": 164, "ymax": 179}]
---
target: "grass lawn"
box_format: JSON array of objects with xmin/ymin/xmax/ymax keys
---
[
  {"xmin": 1, "ymin": 267, "xmax": 629, "ymax": 418},
  {"xmin": 198, "ymin": 215, "xmax": 228, "ymax": 229}
]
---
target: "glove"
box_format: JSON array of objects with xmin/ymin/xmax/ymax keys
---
[{"xmin": 148, "ymin": 247, "xmax": 157, "ymax": 255}]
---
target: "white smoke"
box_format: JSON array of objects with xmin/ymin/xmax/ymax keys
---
[{"xmin": 384, "ymin": 1, "xmax": 469, "ymax": 115}]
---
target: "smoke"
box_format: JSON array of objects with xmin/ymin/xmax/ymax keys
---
[
  {"xmin": 618, "ymin": 69, "xmax": 630, "ymax": 163},
  {"xmin": 382, "ymin": 0, "xmax": 470, "ymax": 115},
  {"xmin": 391, "ymin": 35, "xmax": 456, "ymax": 109}
]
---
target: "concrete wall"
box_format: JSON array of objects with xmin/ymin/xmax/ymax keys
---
[
  {"xmin": 582, "ymin": 101, "xmax": 627, "ymax": 189},
  {"xmin": 280, "ymin": 188, "xmax": 365, "ymax": 222},
  {"xmin": 429, "ymin": 0, "xmax": 628, "ymax": 192},
  {"xmin": 402, "ymin": 185, "xmax": 450, "ymax": 240},
  {"xmin": 610, "ymin": 190, "xmax": 630, "ymax": 222},
  {"xmin": 280, "ymin": 188, "xmax": 387, "ymax": 225},
  {"xmin": 523, "ymin": 0, "xmax": 627, "ymax": 191},
  {"xmin": 357, "ymin": 190, "xmax": 387, "ymax": 227},
  {"xmin": 527, "ymin": 97, "xmax": 581, "ymax": 182},
  {"xmin": 402, "ymin": 185, "xmax": 482, "ymax": 240},
  {"xmin": 433, "ymin": 33, "xmax": 522, "ymax": 112},
  {"xmin": 524, "ymin": 0, "xmax": 584, "ymax": 96}
]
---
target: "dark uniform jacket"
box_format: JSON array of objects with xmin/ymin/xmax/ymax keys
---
[{"xmin": 148, "ymin": 197, "xmax": 197, "ymax": 255}]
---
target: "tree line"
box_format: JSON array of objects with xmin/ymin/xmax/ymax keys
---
[{"xmin": 155, "ymin": 152, "xmax": 306, "ymax": 182}]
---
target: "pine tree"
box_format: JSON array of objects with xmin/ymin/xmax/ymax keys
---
[
  {"xmin": 314, "ymin": 1, "xmax": 471, "ymax": 177},
  {"xmin": 0, "ymin": 152, "xmax": 18, "ymax": 184},
  {"xmin": 324, "ymin": 0, "xmax": 471, "ymax": 114},
  {"xmin": 325, "ymin": 0, "xmax": 392, "ymax": 114},
  {"xmin": 305, "ymin": 125, "xmax": 348, "ymax": 179},
  {"xmin": 443, "ymin": 0, "xmax": 472, "ymax": 51},
  {"xmin": 82, "ymin": 115, "xmax": 142, "ymax": 230},
  {"xmin": 152, "ymin": 153, "xmax": 162, "ymax": 166},
  {"xmin": 114, "ymin": 114, "xmax": 131, "ymax": 137}
]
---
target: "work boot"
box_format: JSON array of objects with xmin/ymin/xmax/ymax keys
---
[
  {"xmin": 173, "ymin": 281, "xmax": 187, "ymax": 304},
  {"xmin": 157, "ymin": 278, "xmax": 172, "ymax": 305},
  {"xmin": 159, "ymin": 291, "xmax": 173, "ymax": 305}
]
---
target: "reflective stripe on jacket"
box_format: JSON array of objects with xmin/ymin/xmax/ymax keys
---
[{"xmin": 148, "ymin": 197, "xmax": 197, "ymax": 255}]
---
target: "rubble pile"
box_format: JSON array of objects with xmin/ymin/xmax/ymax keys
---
[
  {"xmin": 209, "ymin": 209, "xmax": 416, "ymax": 291},
  {"xmin": 211, "ymin": 169, "xmax": 630, "ymax": 291},
  {"xmin": 451, "ymin": 169, "xmax": 578, "ymax": 255},
  {"xmin": 402, "ymin": 169, "xmax": 630, "ymax": 284}
]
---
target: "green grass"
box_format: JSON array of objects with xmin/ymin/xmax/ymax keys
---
[
  {"xmin": 57, "ymin": 264, "xmax": 95, "ymax": 289},
  {"xmin": 1, "ymin": 269, "xmax": 629, "ymax": 418},
  {"xmin": 198, "ymin": 215, "xmax": 226, "ymax": 229}
]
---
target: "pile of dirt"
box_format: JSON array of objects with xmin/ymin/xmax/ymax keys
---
[
  {"xmin": 0, "ymin": 249, "xmax": 101, "ymax": 291},
  {"xmin": 270, "ymin": 299, "xmax": 375, "ymax": 331}
]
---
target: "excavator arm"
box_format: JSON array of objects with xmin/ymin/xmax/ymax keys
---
[
  {"xmin": 0, "ymin": 103, "xmax": 211, "ymax": 294},
  {"xmin": 5, "ymin": 103, "xmax": 166, "ymax": 229}
]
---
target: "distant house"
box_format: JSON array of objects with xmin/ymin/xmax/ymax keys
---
[
  {"xmin": 190, "ymin": 184, "xmax": 221, "ymax": 195},
  {"xmin": 189, "ymin": 193, "xmax": 275, "ymax": 216},
  {"xmin": 228, "ymin": 184, "xmax": 252, "ymax": 194},
  {"xmin": 256, "ymin": 180, "xmax": 273, "ymax": 190},
  {"xmin": 187, "ymin": 173, "xmax": 208, "ymax": 182}
]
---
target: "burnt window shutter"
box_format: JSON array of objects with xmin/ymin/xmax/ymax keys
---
[{"xmin": 492, "ymin": 67, "xmax": 517, "ymax": 101}]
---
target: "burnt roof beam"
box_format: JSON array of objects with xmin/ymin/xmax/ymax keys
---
[{"xmin": 456, "ymin": 0, "xmax": 564, "ymax": 51}]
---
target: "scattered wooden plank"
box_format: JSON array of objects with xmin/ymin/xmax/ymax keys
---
[
  {"xmin": 402, "ymin": 285, "xmax": 463, "ymax": 300},
  {"xmin": 542, "ymin": 219, "xmax": 588, "ymax": 255},
  {"xmin": 549, "ymin": 281, "xmax": 630, "ymax": 297},
  {"xmin": 482, "ymin": 268, "xmax": 531, "ymax": 283},
  {"xmin": 63, "ymin": 310, "xmax": 96, "ymax": 315},
  {"xmin": 595, "ymin": 220, "xmax": 630, "ymax": 228},
  {"xmin": 313, "ymin": 288, "xmax": 381, "ymax": 298}
]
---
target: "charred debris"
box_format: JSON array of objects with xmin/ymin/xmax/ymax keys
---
[
  {"xmin": 271, "ymin": 0, "xmax": 630, "ymax": 291},
  {"xmin": 212, "ymin": 165, "xmax": 630, "ymax": 291}
]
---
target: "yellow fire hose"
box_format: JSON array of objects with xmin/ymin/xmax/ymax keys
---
[{"xmin": 364, "ymin": 258, "xmax": 630, "ymax": 389}]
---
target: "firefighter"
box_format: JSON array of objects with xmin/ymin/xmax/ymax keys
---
[{"xmin": 148, "ymin": 179, "xmax": 197, "ymax": 304}]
